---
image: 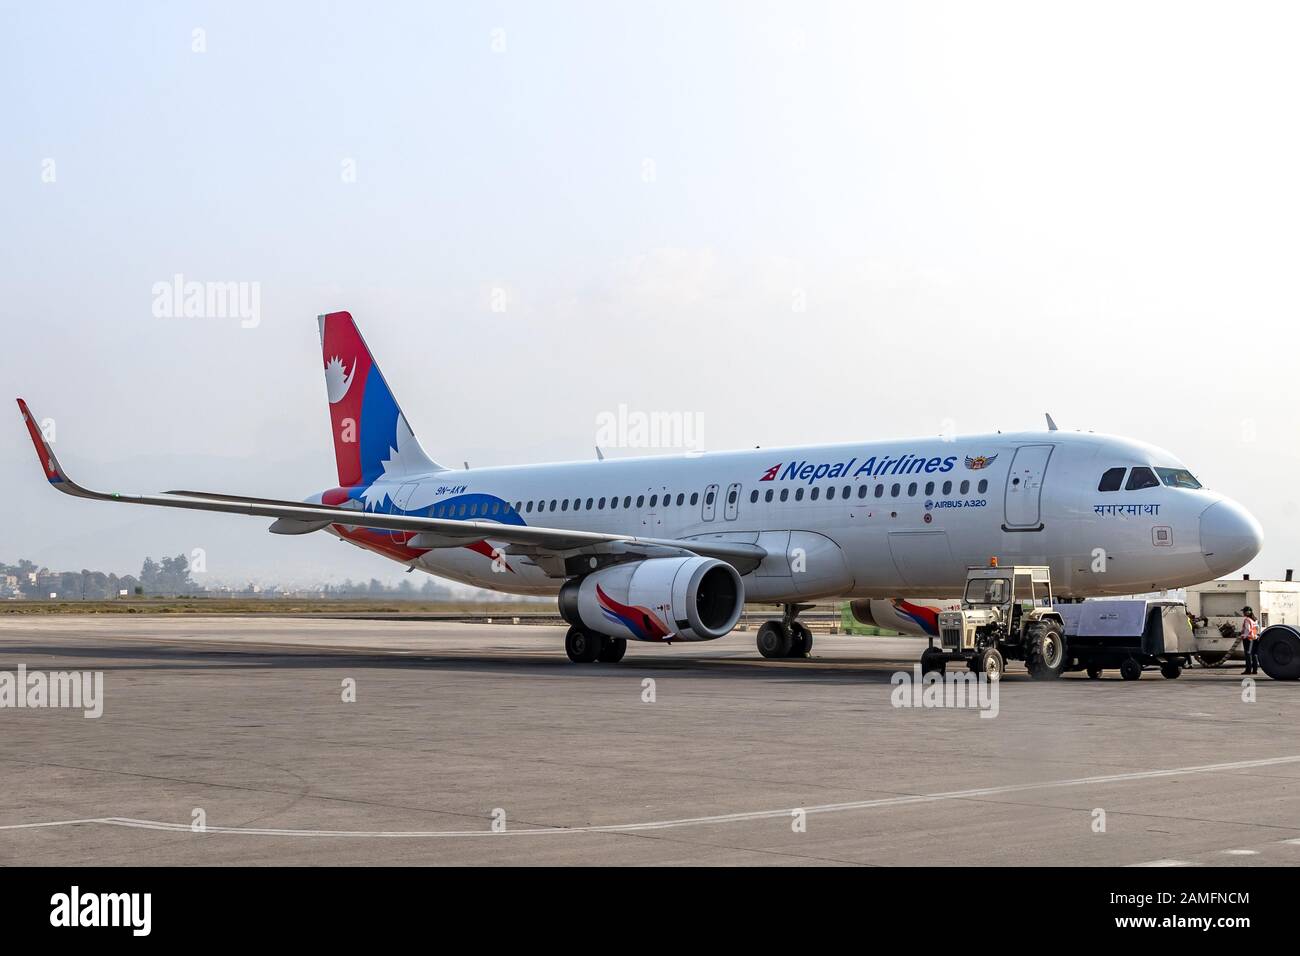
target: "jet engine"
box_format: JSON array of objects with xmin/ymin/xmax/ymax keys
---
[{"xmin": 559, "ymin": 556, "xmax": 744, "ymax": 642}]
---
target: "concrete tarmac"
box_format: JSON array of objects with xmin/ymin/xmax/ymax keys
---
[{"xmin": 1, "ymin": 616, "xmax": 1297, "ymax": 866}]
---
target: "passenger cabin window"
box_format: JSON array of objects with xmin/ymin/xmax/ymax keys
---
[
  {"xmin": 977, "ymin": 479, "xmax": 988, "ymax": 494},
  {"xmin": 705, "ymin": 491, "xmax": 714, "ymax": 505},
  {"xmin": 750, "ymin": 489, "xmax": 759, "ymax": 503},
  {"xmin": 765, "ymin": 489, "xmax": 774, "ymax": 502},
  {"xmin": 1126, "ymin": 467, "xmax": 1160, "ymax": 491},
  {"xmin": 690, "ymin": 493, "xmax": 699, "ymax": 506},
  {"xmin": 795, "ymin": 488, "xmax": 805, "ymax": 501},
  {"xmin": 857, "ymin": 485, "xmax": 868, "ymax": 499},
  {"xmin": 1098, "ymin": 467, "xmax": 1126, "ymax": 492}
]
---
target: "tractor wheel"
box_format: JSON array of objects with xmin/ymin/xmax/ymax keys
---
[
  {"xmin": 1025, "ymin": 621, "xmax": 1067, "ymax": 680},
  {"xmin": 1119, "ymin": 657, "xmax": 1143, "ymax": 681},
  {"xmin": 1086, "ymin": 665, "xmax": 1103, "ymax": 679},
  {"xmin": 920, "ymin": 647, "xmax": 946, "ymax": 677},
  {"xmin": 976, "ymin": 647, "xmax": 1004, "ymax": 682}
]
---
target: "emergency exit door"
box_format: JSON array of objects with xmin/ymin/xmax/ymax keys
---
[
  {"xmin": 724, "ymin": 483, "xmax": 741, "ymax": 520},
  {"xmin": 702, "ymin": 483, "xmax": 719, "ymax": 521},
  {"xmin": 1003, "ymin": 445, "xmax": 1053, "ymax": 531}
]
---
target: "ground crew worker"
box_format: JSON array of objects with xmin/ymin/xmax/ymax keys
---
[{"xmin": 1240, "ymin": 606, "xmax": 1260, "ymax": 675}]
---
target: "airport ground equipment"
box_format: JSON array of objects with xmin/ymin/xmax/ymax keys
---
[
  {"xmin": 1257, "ymin": 624, "xmax": 1300, "ymax": 680},
  {"xmin": 923, "ymin": 565, "xmax": 1066, "ymax": 681},
  {"xmin": 1185, "ymin": 576, "xmax": 1300, "ymax": 667},
  {"xmin": 1053, "ymin": 599, "xmax": 1195, "ymax": 679}
]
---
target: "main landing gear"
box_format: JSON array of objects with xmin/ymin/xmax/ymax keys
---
[
  {"xmin": 564, "ymin": 626, "xmax": 627, "ymax": 664},
  {"xmin": 756, "ymin": 604, "xmax": 815, "ymax": 660}
]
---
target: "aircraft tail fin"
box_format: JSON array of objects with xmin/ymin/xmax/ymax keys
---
[{"xmin": 318, "ymin": 311, "xmax": 443, "ymax": 488}]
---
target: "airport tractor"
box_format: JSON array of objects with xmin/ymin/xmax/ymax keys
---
[{"xmin": 922, "ymin": 564, "xmax": 1067, "ymax": 681}]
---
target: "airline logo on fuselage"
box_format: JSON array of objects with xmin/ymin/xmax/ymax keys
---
[{"xmin": 760, "ymin": 453, "xmax": 957, "ymax": 485}]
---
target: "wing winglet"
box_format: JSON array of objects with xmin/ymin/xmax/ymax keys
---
[{"xmin": 17, "ymin": 398, "xmax": 73, "ymax": 490}]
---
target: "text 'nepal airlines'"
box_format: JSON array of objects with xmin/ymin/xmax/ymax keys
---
[{"xmin": 18, "ymin": 311, "xmax": 1262, "ymax": 662}]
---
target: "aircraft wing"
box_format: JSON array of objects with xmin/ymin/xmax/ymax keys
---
[{"xmin": 17, "ymin": 399, "xmax": 766, "ymax": 571}]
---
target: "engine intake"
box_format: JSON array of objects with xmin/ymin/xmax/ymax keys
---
[{"xmin": 559, "ymin": 556, "xmax": 744, "ymax": 642}]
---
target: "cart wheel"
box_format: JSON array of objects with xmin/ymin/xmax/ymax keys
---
[
  {"xmin": 1119, "ymin": 658, "xmax": 1142, "ymax": 681},
  {"xmin": 1159, "ymin": 660, "xmax": 1182, "ymax": 680},
  {"xmin": 1194, "ymin": 652, "xmax": 1228, "ymax": 668},
  {"xmin": 1086, "ymin": 665, "xmax": 1103, "ymax": 679},
  {"xmin": 1258, "ymin": 625, "xmax": 1300, "ymax": 681},
  {"xmin": 921, "ymin": 647, "xmax": 946, "ymax": 677}
]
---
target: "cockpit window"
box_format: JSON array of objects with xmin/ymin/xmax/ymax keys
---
[
  {"xmin": 1125, "ymin": 467, "xmax": 1160, "ymax": 491},
  {"xmin": 1098, "ymin": 467, "xmax": 1126, "ymax": 492},
  {"xmin": 1155, "ymin": 467, "xmax": 1202, "ymax": 490}
]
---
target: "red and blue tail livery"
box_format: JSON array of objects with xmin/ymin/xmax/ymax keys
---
[{"xmin": 319, "ymin": 311, "xmax": 441, "ymax": 490}]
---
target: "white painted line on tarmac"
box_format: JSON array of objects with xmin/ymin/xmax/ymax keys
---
[
  {"xmin": 3, "ymin": 753, "xmax": 1299, "ymax": 840},
  {"xmin": 1129, "ymin": 859, "xmax": 1196, "ymax": 867}
]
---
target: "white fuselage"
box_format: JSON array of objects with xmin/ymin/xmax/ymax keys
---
[{"xmin": 328, "ymin": 430, "xmax": 1261, "ymax": 601}]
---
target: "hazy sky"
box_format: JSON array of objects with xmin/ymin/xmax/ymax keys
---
[{"xmin": 2, "ymin": 1, "xmax": 1296, "ymax": 587}]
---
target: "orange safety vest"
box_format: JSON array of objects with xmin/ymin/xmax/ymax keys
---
[{"xmin": 1242, "ymin": 617, "xmax": 1259, "ymax": 641}]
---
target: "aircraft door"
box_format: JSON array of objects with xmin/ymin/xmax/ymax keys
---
[
  {"xmin": 1003, "ymin": 444, "xmax": 1053, "ymax": 530},
  {"xmin": 724, "ymin": 483, "xmax": 741, "ymax": 520},
  {"xmin": 702, "ymin": 483, "xmax": 719, "ymax": 521}
]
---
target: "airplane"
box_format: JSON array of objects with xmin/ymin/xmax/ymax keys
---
[{"xmin": 17, "ymin": 311, "xmax": 1263, "ymax": 671}]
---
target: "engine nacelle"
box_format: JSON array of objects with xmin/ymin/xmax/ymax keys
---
[
  {"xmin": 559, "ymin": 556, "xmax": 744, "ymax": 642},
  {"xmin": 849, "ymin": 598, "xmax": 961, "ymax": 638}
]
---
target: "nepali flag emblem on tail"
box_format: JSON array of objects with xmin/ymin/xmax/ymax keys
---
[{"xmin": 759, "ymin": 464, "xmax": 780, "ymax": 481}]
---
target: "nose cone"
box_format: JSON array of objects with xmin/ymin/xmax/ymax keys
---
[{"xmin": 1200, "ymin": 499, "xmax": 1263, "ymax": 577}]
